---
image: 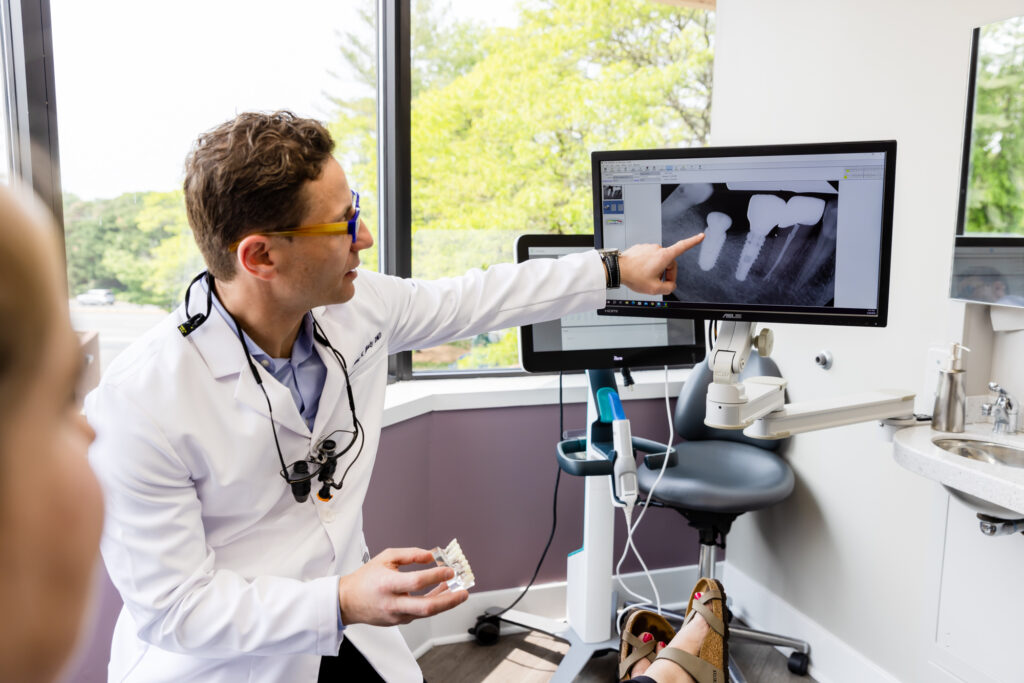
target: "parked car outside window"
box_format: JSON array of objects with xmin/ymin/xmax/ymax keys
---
[{"xmin": 75, "ymin": 289, "xmax": 115, "ymax": 306}]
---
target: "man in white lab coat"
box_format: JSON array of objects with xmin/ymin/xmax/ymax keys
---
[{"xmin": 85, "ymin": 111, "xmax": 703, "ymax": 682}]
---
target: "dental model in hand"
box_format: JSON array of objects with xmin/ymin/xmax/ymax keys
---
[
  {"xmin": 765, "ymin": 196, "xmax": 826, "ymax": 279},
  {"xmin": 698, "ymin": 211, "xmax": 733, "ymax": 271},
  {"xmin": 432, "ymin": 538, "xmax": 476, "ymax": 591},
  {"xmin": 736, "ymin": 194, "xmax": 786, "ymax": 281}
]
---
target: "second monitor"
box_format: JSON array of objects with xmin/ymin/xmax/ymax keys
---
[{"xmin": 516, "ymin": 233, "xmax": 704, "ymax": 373}]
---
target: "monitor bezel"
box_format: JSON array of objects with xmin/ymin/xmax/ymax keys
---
[
  {"xmin": 515, "ymin": 233, "xmax": 705, "ymax": 373},
  {"xmin": 954, "ymin": 27, "xmax": 980, "ymax": 238},
  {"xmin": 592, "ymin": 140, "xmax": 897, "ymax": 328}
]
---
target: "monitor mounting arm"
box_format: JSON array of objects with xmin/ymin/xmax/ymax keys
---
[{"xmin": 705, "ymin": 321, "xmax": 915, "ymax": 439}]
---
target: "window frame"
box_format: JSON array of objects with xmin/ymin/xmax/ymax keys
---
[
  {"xmin": 5, "ymin": 0, "xmax": 63, "ymax": 251},
  {"xmin": 378, "ymin": 0, "xmax": 413, "ymax": 382}
]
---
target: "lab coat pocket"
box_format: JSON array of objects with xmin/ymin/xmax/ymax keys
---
[{"xmin": 347, "ymin": 338, "xmax": 385, "ymax": 380}]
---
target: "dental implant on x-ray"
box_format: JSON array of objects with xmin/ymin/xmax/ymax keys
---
[
  {"xmin": 737, "ymin": 194, "xmax": 786, "ymax": 281},
  {"xmin": 736, "ymin": 194, "xmax": 826, "ymax": 281},
  {"xmin": 698, "ymin": 211, "xmax": 733, "ymax": 271},
  {"xmin": 765, "ymin": 196, "xmax": 826, "ymax": 279}
]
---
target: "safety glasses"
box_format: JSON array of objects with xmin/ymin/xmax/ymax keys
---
[{"xmin": 228, "ymin": 190, "xmax": 360, "ymax": 251}]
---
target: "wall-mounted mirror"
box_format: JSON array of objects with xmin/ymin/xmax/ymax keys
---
[{"xmin": 951, "ymin": 16, "xmax": 1024, "ymax": 307}]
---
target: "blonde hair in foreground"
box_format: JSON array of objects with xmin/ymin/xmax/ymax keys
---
[
  {"xmin": 0, "ymin": 185, "xmax": 60, "ymax": 421},
  {"xmin": 0, "ymin": 183, "xmax": 104, "ymax": 683}
]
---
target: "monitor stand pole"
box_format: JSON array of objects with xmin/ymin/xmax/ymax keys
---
[{"xmin": 488, "ymin": 369, "xmax": 621, "ymax": 682}]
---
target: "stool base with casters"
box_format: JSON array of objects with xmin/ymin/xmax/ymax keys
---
[{"xmin": 471, "ymin": 606, "xmax": 620, "ymax": 683}]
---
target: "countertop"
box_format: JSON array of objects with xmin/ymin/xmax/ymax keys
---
[{"xmin": 893, "ymin": 423, "xmax": 1024, "ymax": 517}]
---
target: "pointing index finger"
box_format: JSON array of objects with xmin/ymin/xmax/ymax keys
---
[{"xmin": 665, "ymin": 233, "xmax": 705, "ymax": 259}]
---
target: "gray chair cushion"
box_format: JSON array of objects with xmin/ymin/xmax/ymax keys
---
[{"xmin": 637, "ymin": 440, "xmax": 795, "ymax": 513}]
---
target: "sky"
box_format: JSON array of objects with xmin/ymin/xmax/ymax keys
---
[{"xmin": 49, "ymin": 0, "xmax": 519, "ymax": 200}]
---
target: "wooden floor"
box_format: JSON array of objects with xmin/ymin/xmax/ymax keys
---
[{"xmin": 418, "ymin": 629, "xmax": 818, "ymax": 683}]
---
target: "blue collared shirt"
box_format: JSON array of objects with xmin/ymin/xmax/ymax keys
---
[{"xmin": 205, "ymin": 281, "xmax": 328, "ymax": 431}]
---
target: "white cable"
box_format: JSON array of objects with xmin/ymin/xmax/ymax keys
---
[
  {"xmin": 630, "ymin": 364, "xmax": 675, "ymax": 536},
  {"xmin": 614, "ymin": 365, "xmax": 676, "ymax": 633}
]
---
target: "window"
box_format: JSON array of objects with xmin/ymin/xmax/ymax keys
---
[
  {"xmin": 407, "ymin": 0, "xmax": 714, "ymax": 374},
  {"xmin": 51, "ymin": 0, "xmax": 379, "ymax": 372},
  {"xmin": 15, "ymin": 0, "xmax": 710, "ymax": 380}
]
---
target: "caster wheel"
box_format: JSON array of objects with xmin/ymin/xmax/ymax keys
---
[
  {"xmin": 787, "ymin": 651, "xmax": 810, "ymax": 676},
  {"xmin": 468, "ymin": 614, "xmax": 500, "ymax": 646}
]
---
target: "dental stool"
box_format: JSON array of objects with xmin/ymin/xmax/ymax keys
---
[{"xmin": 636, "ymin": 353, "xmax": 811, "ymax": 680}]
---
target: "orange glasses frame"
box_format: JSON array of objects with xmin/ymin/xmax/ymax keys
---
[{"xmin": 228, "ymin": 190, "xmax": 360, "ymax": 252}]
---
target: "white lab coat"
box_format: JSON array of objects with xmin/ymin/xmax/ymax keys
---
[{"xmin": 86, "ymin": 251, "xmax": 606, "ymax": 682}]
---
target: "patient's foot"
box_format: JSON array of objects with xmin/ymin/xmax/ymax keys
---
[{"xmin": 629, "ymin": 607, "xmax": 709, "ymax": 682}]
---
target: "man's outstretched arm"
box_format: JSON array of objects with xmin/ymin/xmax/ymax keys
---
[{"xmin": 618, "ymin": 234, "xmax": 705, "ymax": 295}]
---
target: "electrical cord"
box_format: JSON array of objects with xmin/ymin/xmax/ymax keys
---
[
  {"xmin": 614, "ymin": 364, "xmax": 675, "ymax": 633},
  {"xmin": 494, "ymin": 371, "xmax": 565, "ymax": 616}
]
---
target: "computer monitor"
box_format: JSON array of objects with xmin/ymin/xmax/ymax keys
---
[
  {"xmin": 516, "ymin": 234, "xmax": 705, "ymax": 373},
  {"xmin": 949, "ymin": 21, "xmax": 1024, "ymax": 308},
  {"xmin": 593, "ymin": 141, "xmax": 896, "ymax": 327}
]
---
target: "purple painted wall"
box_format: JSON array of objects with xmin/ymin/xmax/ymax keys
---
[
  {"xmin": 60, "ymin": 398, "xmax": 700, "ymax": 681},
  {"xmin": 363, "ymin": 399, "xmax": 701, "ymax": 592}
]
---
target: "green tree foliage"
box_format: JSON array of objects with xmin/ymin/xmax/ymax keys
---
[
  {"xmin": 412, "ymin": 0, "xmax": 713, "ymax": 278},
  {"xmin": 330, "ymin": 0, "xmax": 714, "ymax": 369},
  {"xmin": 966, "ymin": 16, "xmax": 1024, "ymax": 234},
  {"xmin": 329, "ymin": 0, "xmax": 489, "ymax": 274},
  {"xmin": 64, "ymin": 190, "xmax": 201, "ymax": 309},
  {"xmin": 64, "ymin": 192, "xmax": 145, "ymax": 293}
]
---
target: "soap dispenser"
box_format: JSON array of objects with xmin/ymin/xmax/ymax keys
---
[{"xmin": 932, "ymin": 342, "xmax": 969, "ymax": 433}]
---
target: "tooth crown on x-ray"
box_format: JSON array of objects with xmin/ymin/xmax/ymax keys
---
[{"xmin": 722, "ymin": 194, "xmax": 827, "ymax": 281}]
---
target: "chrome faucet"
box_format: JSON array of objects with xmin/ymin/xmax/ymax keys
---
[{"xmin": 981, "ymin": 382, "xmax": 1020, "ymax": 435}]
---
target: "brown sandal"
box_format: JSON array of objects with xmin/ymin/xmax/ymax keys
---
[
  {"xmin": 661, "ymin": 577, "xmax": 728, "ymax": 683},
  {"xmin": 618, "ymin": 609, "xmax": 676, "ymax": 681}
]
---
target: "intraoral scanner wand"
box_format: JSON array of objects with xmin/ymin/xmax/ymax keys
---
[{"xmin": 596, "ymin": 387, "xmax": 638, "ymax": 511}]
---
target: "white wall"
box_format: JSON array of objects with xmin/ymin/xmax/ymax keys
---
[{"xmin": 712, "ymin": 2, "xmax": 1024, "ymax": 682}]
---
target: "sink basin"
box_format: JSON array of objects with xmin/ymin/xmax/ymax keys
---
[
  {"xmin": 931, "ymin": 438, "xmax": 1024, "ymax": 517},
  {"xmin": 932, "ymin": 438, "xmax": 1024, "ymax": 469},
  {"xmin": 894, "ymin": 426, "xmax": 1024, "ymax": 520}
]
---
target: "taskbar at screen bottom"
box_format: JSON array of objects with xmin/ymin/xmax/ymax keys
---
[{"xmin": 599, "ymin": 301, "xmax": 885, "ymax": 327}]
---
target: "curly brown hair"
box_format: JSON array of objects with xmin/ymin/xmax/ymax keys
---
[{"xmin": 184, "ymin": 111, "xmax": 336, "ymax": 279}]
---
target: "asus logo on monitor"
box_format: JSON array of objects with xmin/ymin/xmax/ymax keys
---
[
  {"xmin": 613, "ymin": 355, "xmax": 623, "ymax": 361},
  {"xmin": 723, "ymin": 313, "xmax": 743, "ymax": 319}
]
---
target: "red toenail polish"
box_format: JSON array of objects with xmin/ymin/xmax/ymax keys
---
[
  {"xmin": 641, "ymin": 633, "xmax": 653, "ymax": 643},
  {"xmin": 658, "ymin": 641, "xmax": 666, "ymax": 648},
  {"xmin": 695, "ymin": 592, "xmax": 702, "ymax": 599}
]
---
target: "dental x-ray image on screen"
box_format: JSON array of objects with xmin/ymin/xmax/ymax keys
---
[
  {"xmin": 593, "ymin": 141, "xmax": 895, "ymax": 327},
  {"xmin": 661, "ymin": 181, "xmax": 838, "ymax": 307}
]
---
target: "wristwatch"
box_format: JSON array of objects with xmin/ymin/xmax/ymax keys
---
[{"xmin": 598, "ymin": 248, "xmax": 620, "ymax": 289}]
